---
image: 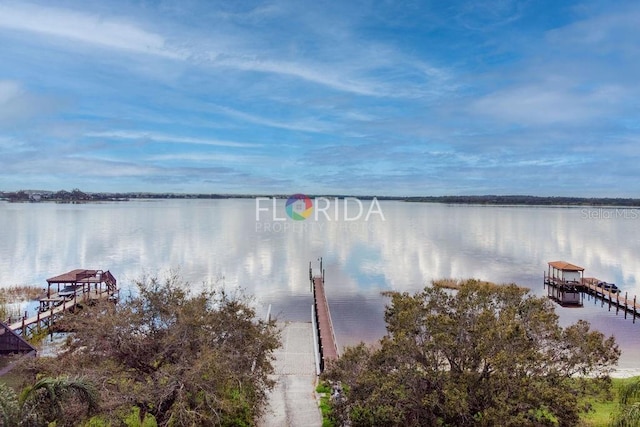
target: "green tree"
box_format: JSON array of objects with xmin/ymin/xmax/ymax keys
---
[
  {"xmin": 21, "ymin": 274, "xmax": 280, "ymax": 426},
  {"xmin": 323, "ymin": 279, "xmax": 620, "ymax": 427}
]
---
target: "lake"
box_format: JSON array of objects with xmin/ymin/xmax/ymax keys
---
[{"xmin": 1, "ymin": 199, "xmax": 639, "ymax": 373}]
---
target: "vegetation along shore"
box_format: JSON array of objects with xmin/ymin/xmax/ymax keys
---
[{"xmin": 2, "ymin": 277, "xmax": 640, "ymax": 425}]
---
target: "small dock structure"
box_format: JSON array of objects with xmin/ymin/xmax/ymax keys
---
[
  {"xmin": 544, "ymin": 261, "xmax": 640, "ymax": 319},
  {"xmin": 309, "ymin": 258, "xmax": 339, "ymax": 373},
  {"xmin": 8, "ymin": 269, "xmax": 118, "ymax": 338},
  {"xmin": 544, "ymin": 261, "xmax": 584, "ymax": 306}
]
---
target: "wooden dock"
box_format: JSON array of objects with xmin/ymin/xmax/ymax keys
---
[
  {"xmin": 581, "ymin": 278, "xmax": 640, "ymax": 318},
  {"xmin": 8, "ymin": 289, "xmax": 115, "ymax": 337},
  {"xmin": 7, "ymin": 269, "xmax": 118, "ymax": 338},
  {"xmin": 544, "ymin": 261, "xmax": 640, "ymax": 320},
  {"xmin": 310, "ymin": 259, "xmax": 339, "ymax": 372}
]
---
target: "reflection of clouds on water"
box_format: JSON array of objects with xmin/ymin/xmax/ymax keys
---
[{"xmin": 2, "ymin": 200, "xmax": 640, "ymax": 368}]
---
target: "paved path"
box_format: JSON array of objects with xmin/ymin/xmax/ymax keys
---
[{"xmin": 259, "ymin": 321, "xmax": 322, "ymax": 427}]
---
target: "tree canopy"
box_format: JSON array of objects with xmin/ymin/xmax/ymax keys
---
[
  {"xmin": 17, "ymin": 274, "xmax": 280, "ymax": 426},
  {"xmin": 323, "ymin": 279, "xmax": 620, "ymax": 427}
]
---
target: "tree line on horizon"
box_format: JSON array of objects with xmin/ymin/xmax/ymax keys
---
[
  {"xmin": 2, "ymin": 189, "xmax": 640, "ymax": 206},
  {"xmin": 404, "ymin": 195, "xmax": 640, "ymax": 206}
]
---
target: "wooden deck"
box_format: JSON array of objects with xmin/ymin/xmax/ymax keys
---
[
  {"xmin": 544, "ymin": 272, "xmax": 640, "ymax": 318},
  {"xmin": 310, "ymin": 260, "xmax": 339, "ymax": 372},
  {"xmin": 7, "ymin": 269, "xmax": 119, "ymax": 338},
  {"xmin": 8, "ymin": 289, "xmax": 115, "ymax": 337},
  {"xmin": 581, "ymin": 279, "xmax": 640, "ymax": 316}
]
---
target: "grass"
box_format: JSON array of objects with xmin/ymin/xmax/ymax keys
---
[
  {"xmin": 0, "ymin": 361, "xmax": 28, "ymax": 391},
  {"xmin": 580, "ymin": 377, "xmax": 640, "ymax": 426},
  {"xmin": 432, "ymin": 278, "xmax": 531, "ymax": 292},
  {"xmin": 316, "ymin": 380, "xmax": 335, "ymax": 427},
  {"xmin": 0, "ymin": 285, "xmax": 46, "ymax": 302},
  {"xmin": 1, "ymin": 285, "xmax": 46, "ymax": 321}
]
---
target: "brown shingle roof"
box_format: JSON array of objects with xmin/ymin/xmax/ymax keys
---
[
  {"xmin": 548, "ymin": 261, "xmax": 584, "ymax": 271},
  {"xmin": 46, "ymin": 269, "xmax": 99, "ymax": 283}
]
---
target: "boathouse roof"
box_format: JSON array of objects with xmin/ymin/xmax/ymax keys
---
[
  {"xmin": 0, "ymin": 321, "xmax": 36, "ymax": 355},
  {"xmin": 47, "ymin": 269, "xmax": 101, "ymax": 284},
  {"xmin": 548, "ymin": 261, "xmax": 584, "ymax": 271}
]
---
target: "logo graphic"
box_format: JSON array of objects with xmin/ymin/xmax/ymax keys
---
[{"xmin": 285, "ymin": 193, "xmax": 313, "ymax": 220}]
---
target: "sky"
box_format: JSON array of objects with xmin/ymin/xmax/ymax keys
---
[{"xmin": 0, "ymin": 0, "xmax": 639, "ymax": 197}]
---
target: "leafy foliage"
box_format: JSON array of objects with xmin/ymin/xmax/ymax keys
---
[
  {"xmin": 18, "ymin": 274, "xmax": 280, "ymax": 426},
  {"xmin": 610, "ymin": 378, "xmax": 640, "ymax": 426},
  {"xmin": 323, "ymin": 279, "xmax": 620, "ymax": 427},
  {"xmin": 0, "ymin": 376, "xmax": 97, "ymax": 426},
  {"xmin": 0, "ymin": 382, "xmax": 20, "ymax": 427}
]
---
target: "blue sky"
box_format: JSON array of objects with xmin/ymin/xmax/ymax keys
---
[{"xmin": 0, "ymin": 0, "xmax": 639, "ymax": 196}]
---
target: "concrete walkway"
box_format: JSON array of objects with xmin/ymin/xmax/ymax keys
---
[{"xmin": 259, "ymin": 321, "xmax": 322, "ymax": 427}]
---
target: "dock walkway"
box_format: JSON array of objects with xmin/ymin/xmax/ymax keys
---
[
  {"xmin": 258, "ymin": 322, "xmax": 322, "ymax": 427},
  {"xmin": 582, "ymin": 279, "xmax": 640, "ymax": 316},
  {"xmin": 310, "ymin": 260, "xmax": 339, "ymax": 372},
  {"xmin": 7, "ymin": 269, "xmax": 118, "ymax": 338},
  {"xmin": 8, "ymin": 290, "xmax": 114, "ymax": 336}
]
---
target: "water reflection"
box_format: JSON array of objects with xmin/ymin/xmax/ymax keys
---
[{"xmin": 1, "ymin": 200, "xmax": 639, "ymax": 370}]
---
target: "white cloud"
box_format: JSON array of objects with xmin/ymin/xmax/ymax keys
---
[
  {"xmin": 0, "ymin": 2, "xmax": 451, "ymax": 99},
  {"xmin": 147, "ymin": 153, "xmax": 268, "ymax": 164},
  {"xmin": 546, "ymin": 7, "xmax": 640, "ymax": 53},
  {"xmin": 86, "ymin": 130, "xmax": 261, "ymax": 148},
  {"xmin": 0, "ymin": 2, "xmax": 183, "ymax": 58},
  {"xmin": 470, "ymin": 83, "xmax": 626, "ymax": 126},
  {"xmin": 209, "ymin": 104, "xmax": 333, "ymax": 133},
  {"xmin": 0, "ymin": 80, "xmax": 22, "ymax": 104},
  {"xmin": 0, "ymin": 79, "xmax": 58, "ymax": 125},
  {"xmin": 211, "ymin": 50, "xmax": 455, "ymax": 99}
]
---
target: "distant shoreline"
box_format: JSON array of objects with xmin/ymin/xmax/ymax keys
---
[{"xmin": 2, "ymin": 190, "xmax": 640, "ymax": 207}]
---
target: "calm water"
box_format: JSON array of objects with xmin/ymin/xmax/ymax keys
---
[{"xmin": 2, "ymin": 199, "xmax": 640, "ymax": 372}]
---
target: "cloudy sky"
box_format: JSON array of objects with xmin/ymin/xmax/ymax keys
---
[{"xmin": 0, "ymin": 0, "xmax": 639, "ymax": 196}]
